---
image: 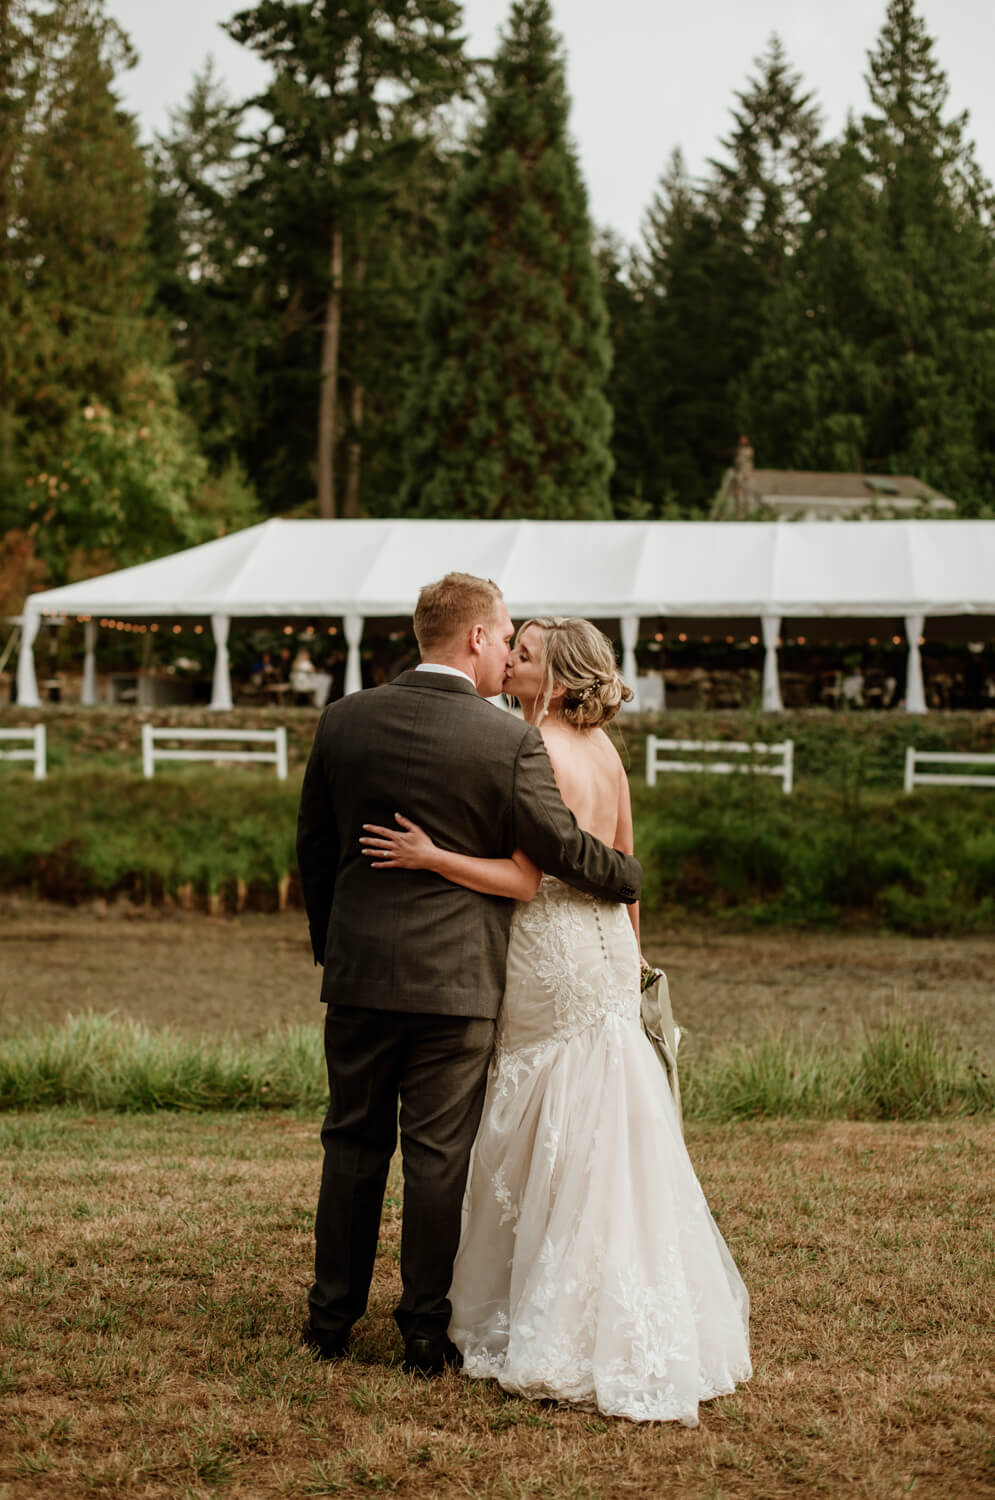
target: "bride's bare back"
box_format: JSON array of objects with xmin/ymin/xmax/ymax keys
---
[{"xmin": 539, "ymin": 721, "xmax": 633, "ymax": 852}]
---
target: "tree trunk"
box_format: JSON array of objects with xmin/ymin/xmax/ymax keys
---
[
  {"xmin": 343, "ymin": 253, "xmax": 367, "ymax": 518},
  {"xmin": 317, "ymin": 225, "xmax": 343, "ymax": 518},
  {"xmin": 0, "ymin": 0, "xmax": 13, "ymax": 420},
  {"xmin": 0, "ymin": 0, "xmax": 10, "ymax": 259},
  {"xmin": 344, "ymin": 379, "xmax": 364, "ymax": 517}
]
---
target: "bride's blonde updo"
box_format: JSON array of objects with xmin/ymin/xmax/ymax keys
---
[{"xmin": 516, "ymin": 617, "xmax": 634, "ymax": 729}]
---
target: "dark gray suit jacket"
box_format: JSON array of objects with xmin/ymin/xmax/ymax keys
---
[{"xmin": 296, "ymin": 670, "xmax": 642, "ymax": 1019}]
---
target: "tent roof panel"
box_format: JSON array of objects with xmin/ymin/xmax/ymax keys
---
[
  {"xmin": 631, "ymin": 523, "xmax": 777, "ymax": 614},
  {"xmin": 22, "ymin": 517, "xmax": 995, "ymax": 623},
  {"xmin": 769, "ymin": 521, "xmax": 917, "ymax": 615}
]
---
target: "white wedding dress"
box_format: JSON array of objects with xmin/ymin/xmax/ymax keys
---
[{"xmin": 448, "ymin": 877, "xmax": 752, "ymax": 1424}]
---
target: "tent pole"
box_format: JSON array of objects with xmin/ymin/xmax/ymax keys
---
[
  {"xmin": 16, "ymin": 606, "xmax": 42, "ymax": 708},
  {"xmin": 620, "ymin": 614, "xmax": 640, "ymax": 712},
  {"xmin": 904, "ymin": 614, "xmax": 927, "ymax": 714},
  {"xmin": 209, "ymin": 613, "xmax": 233, "ymax": 711},
  {"xmin": 81, "ymin": 620, "xmax": 98, "ymax": 706},
  {"xmin": 761, "ymin": 615, "xmax": 783, "ymax": 711},
  {"xmin": 344, "ymin": 614, "xmax": 364, "ymax": 695}
]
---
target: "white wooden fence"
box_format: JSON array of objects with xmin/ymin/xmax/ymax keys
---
[
  {"xmin": 141, "ymin": 725, "xmax": 289, "ymax": 780},
  {"xmin": 904, "ymin": 748, "xmax": 995, "ymax": 793},
  {"xmin": 0, "ymin": 725, "xmax": 46, "ymax": 779},
  {"xmin": 646, "ymin": 735, "xmax": 794, "ymax": 794}
]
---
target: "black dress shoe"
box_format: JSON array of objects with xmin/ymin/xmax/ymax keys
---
[
  {"xmin": 402, "ymin": 1335, "xmax": 463, "ymax": 1376},
  {"xmin": 301, "ymin": 1321, "xmax": 349, "ymax": 1362}
]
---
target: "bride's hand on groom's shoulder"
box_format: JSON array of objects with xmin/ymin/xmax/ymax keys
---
[{"xmin": 360, "ymin": 814, "xmax": 435, "ymax": 871}]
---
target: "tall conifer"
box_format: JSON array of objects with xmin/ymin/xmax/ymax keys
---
[
  {"xmin": 225, "ymin": 0, "xmax": 466, "ymax": 518},
  {"xmin": 402, "ymin": 0, "xmax": 612, "ymax": 519},
  {"xmin": 611, "ymin": 37, "xmax": 822, "ymax": 513},
  {"xmin": 737, "ymin": 0, "xmax": 995, "ymax": 510},
  {"xmin": 0, "ymin": 0, "xmax": 212, "ymax": 581}
]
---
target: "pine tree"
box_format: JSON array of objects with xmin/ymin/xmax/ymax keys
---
[
  {"xmin": 0, "ymin": 0, "xmax": 210, "ymax": 581},
  {"xmin": 613, "ymin": 38, "xmax": 824, "ymax": 514},
  {"xmin": 709, "ymin": 34, "xmax": 823, "ymax": 268},
  {"xmin": 618, "ymin": 147, "xmax": 728, "ymax": 513},
  {"xmin": 858, "ymin": 0, "xmax": 995, "ymax": 504},
  {"xmin": 738, "ymin": 0, "xmax": 995, "ymax": 510},
  {"xmin": 401, "ymin": 0, "xmax": 613, "ymax": 519},
  {"xmin": 597, "ymin": 229, "xmax": 647, "ymax": 514},
  {"xmin": 736, "ymin": 123, "xmax": 880, "ymax": 474},
  {"xmin": 224, "ymin": 0, "xmax": 467, "ymax": 517},
  {"xmin": 148, "ymin": 62, "xmax": 260, "ymax": 467}
]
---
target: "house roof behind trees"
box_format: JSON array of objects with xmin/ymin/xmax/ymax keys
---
[{"xmin": 713, "ymin": 438, "xmax": 956, "ymax": 519}]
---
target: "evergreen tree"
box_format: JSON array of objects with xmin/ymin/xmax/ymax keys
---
[
  {"xmin": 597, "ymin": 229, "xmax": 648, "ymax": 514},
  {"xmin": 0, "ymin": 0, "xmax": 211, "ymax": 583},
  {"xmin": 736, "ymin": 123, "xmax": 883, "ymax": 474},
  {"xmin": 709, "ymin": 34, "xmax": 823, "ymax": 267},
  {"xmin": 620, "ymin": 147, "xmax": 729, "ymax": 512},
  {"xmin": 613, "ymin": 38, "xmax": 824, "ymax": 514},
  {"xmin": 223, "ymin": 0, "xmax": 468, "ymax": 517},
  {"xmin": 859, "ymin": 0, "xmax": 995, "ymax": 504},
  {"xmin": 401, "ymin": 0, "xmax": 613, "ymax": 519},
  {"xmin": 738, "ymin": 0, "xmax": 995, "ymax": 511},
  {"xmin": 148, "ymin": 62, "xmax": 256, "ymax": 469}
]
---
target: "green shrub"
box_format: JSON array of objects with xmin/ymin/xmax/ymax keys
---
[
  {"xmin": 631, "ymin": 772, "xmax": 995, "ymax": 932},
  {"xmin": 2, "ymin": 710, "xmax": 994, "ymax": 930}
]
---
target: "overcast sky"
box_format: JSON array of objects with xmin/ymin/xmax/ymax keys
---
[{"xmin": 106, "ymin": 0, "xmax": 994, "ymax": 245}]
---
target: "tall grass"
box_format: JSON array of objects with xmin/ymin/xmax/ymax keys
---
[
  {"xmin": 682, "ymin": 1018, "xmax": 993, "ymax": 1121},
  {"xmin": 1, "ymin": 1013, "xmax": 991, "ymax": 1119},
  {"xmin": 0, "ymin": 1013, "xmax": 327, "ymax": 1113}
]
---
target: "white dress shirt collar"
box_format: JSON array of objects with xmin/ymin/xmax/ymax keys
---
[{"xmin": 415, "ymin": 662, "xmax": 476, "ymax": 687}]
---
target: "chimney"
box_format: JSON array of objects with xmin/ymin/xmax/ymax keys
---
[{"xmin": 733, "ymin": 435, "xmax": 754, "ymax": 518}]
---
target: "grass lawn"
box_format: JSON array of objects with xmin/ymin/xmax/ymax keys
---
[{"xmin": 1, "ymin": 1113, "xmax": 993, "ymax": 1499}]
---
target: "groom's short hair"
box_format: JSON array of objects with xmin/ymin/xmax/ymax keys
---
[{"xmin": 414, "ymin": 572, "xmax": 503, "ymax": 655}]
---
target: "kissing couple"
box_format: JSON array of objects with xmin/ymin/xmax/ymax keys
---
[{"xmin": 296, "ymin": 572, "xmax": 750, "ymax": 1424}]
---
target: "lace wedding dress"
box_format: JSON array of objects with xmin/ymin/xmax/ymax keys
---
[{"xmin": 448, "ymin": 877, "xmax": 752, "ymax": 1425}]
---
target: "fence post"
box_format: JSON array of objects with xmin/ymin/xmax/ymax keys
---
[
  {"xmin": 275, "ymin": 727, "xmax": 288, "ymax": 782},
  {"xmin": 142, "ymin": 723, "xmax": 155, "ymax": 779},
  {"xmin": 782, "ymin": 739, "xmax": 794, "ymax": 795},
  {"xmin": 33, "ymin": 724, "xmax": 46, "ymax": 780},
  {"xmin": 646, "ymin": 734, "xmax": 658, "ymax": 788},
  {"xmin": 904, "ymin": 746, "xmax": 916, "ymax": 794}
]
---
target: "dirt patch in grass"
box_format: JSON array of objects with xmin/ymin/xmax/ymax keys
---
[
  {"xmin": 649, "ymin": 924, "xmax": 995, "ymax": 1060},
  {"xmin": 1, "ymin": 1113, "xmax": 993, "ymax": 1498},
  {"xmin": 2, "ymin": 898, "xmax": 994, "ymax": 1062}
]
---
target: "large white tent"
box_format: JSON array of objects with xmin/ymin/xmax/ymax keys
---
[{"xmin": 15, "ymin": 517, "xmax": 995, "ymax": 712}]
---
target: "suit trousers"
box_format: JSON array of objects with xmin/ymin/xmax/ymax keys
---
[{"xmin": 309, "ymin": 1005, "xmax": 495, "ymax": 1345}]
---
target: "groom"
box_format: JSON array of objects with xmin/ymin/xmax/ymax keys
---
[{"xmin": 296, "ymin": 572, "xmax": 641, "ymax": 1374}]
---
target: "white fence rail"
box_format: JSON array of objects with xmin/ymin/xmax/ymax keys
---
[
  {"xmin": 0, "ymin": 725, "xmax": 46, "ymax": 779},
  {"xmin": 646, "ymin": 736, "xmax": 794, "ymax": 794},
  {"xmin": 141, "ymin": 725, "xmax": 288, "ymax": 781},
  {"xmin": 904, "ymin": 748, "xmax": 995, "ymax": 793}
]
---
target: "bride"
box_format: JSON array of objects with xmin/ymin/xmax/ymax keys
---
[{"xmin": 361, "ymin": 617, "xmax": 751, "ymax": 1424}]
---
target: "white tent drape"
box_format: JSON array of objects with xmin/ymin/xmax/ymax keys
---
[
  {"xmin": 210, "ymin": 612, "xmax": 233, "ymax": 711},
  {"xmin": 761, "ymin": 614, "xmax": 783, "ymax": 712},
  {"xmin": 620, "ymin": 614, "xmax": 640, "ymax": 713},
  {"xmin": 344, "ymin": 613, "xmax": 364, "ymax": 696},
  {"xmin": 16, "ymin": 608, "xmax": 41, "ymax": 708},
  {"xmin": 904, "ymin": 613, "xmax": 927, "ymax": 714},
  {"xmin": 81, "ymin": 620, "xmax": 98, "ymax": 706}
]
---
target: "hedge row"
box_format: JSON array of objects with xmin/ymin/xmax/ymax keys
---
[{"xmin": 1, "ymin": 757, "xmax": 992, "ymax": 931}]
